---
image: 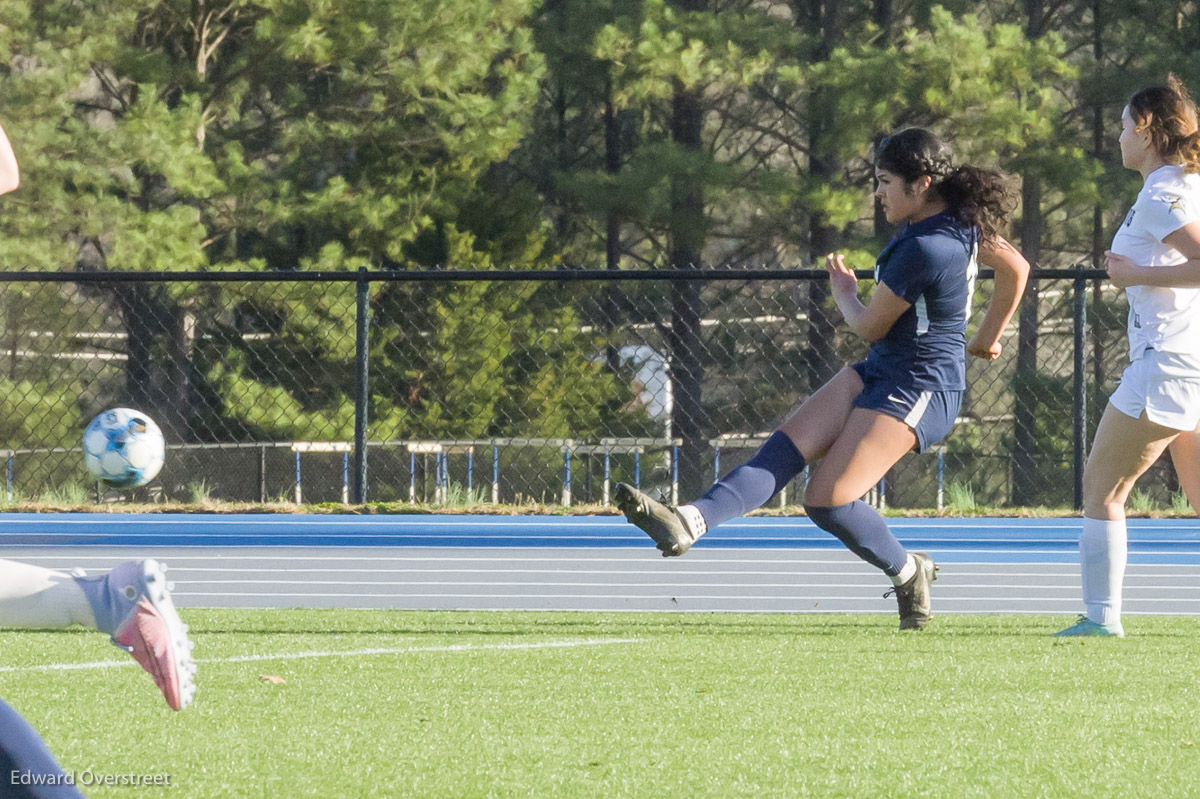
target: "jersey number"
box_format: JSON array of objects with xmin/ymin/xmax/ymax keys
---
[{"xmin": 964, "ymin": 244, "xmax": 979, "ymax": 317}]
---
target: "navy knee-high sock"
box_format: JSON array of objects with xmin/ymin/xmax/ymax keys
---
[
  {"xmin": 805, "ymin": 501, "xmax": 908, "ymax": 576},
  {"xmin": 692, "ymin": 431, "xmax": 806, "ymax": 530}
]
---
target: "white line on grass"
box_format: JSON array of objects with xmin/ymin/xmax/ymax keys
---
[{"xmin": 0, "ymin": 637, "xmax": 640, "ymax": 674}]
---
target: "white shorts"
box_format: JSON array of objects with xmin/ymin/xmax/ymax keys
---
[{"xmin": 1109, "ymin": 349, "xmax": 1200, "ymax": 431}]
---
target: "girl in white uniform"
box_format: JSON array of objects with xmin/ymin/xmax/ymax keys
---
[{"xmin": 1057, "ymin": 75, "xmax": 1200, "ymax": 636}]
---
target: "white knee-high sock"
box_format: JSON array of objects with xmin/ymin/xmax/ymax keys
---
[
  {"xmin": 1080, "ymin": 518, "xmax": 1127, "ymax": 626},
  {"xmin": 0, "ymin": 559, "xmax": 96, "ymax": 628}
]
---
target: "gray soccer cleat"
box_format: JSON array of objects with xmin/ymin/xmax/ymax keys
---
[
  {"xmin": 884, "ymin": 551, "xmax": 939, "ymax": 631},
  {"xmin": 613, "ymin": 483, "xmax": 697, "ymax": 557}
]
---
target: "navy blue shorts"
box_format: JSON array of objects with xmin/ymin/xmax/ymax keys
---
[{"xmin": 850, "ymin": 362, "xmax": 962, "ymax": 453}]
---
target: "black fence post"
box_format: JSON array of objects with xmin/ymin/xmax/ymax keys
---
[
  {"xmin": 1072, "ymin": 264, "xmax": 1088, "ymax": 510},
  {"xmin": 353, "ymin": 268, "xmax": 370, "ymax": 504}
]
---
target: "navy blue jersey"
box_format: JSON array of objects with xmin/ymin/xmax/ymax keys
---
[{"xmin": 865, "ymin": 211, "xmax": 978, "ymax": 390}]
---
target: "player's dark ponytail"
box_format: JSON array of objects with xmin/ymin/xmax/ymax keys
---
[
  {"xmin": 875, "ymin": 128, "xmax": 1014, "ymax": 243},
  {"xmin": 934, "ymin": 166, "xmax": 1013, "ymax": 244}
]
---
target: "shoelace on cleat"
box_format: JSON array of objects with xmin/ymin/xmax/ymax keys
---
[{"xmin": 883, "ymin": 584, "xmax": 917, "ymax": 617}]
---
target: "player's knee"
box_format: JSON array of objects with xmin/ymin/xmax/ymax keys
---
[
  {"xmin": 776, "ymin": 423, "xmax": 821, "ymax": 463},
  {"xmin": 804, "ymin": 475, "xmax": 857, "ymax": 507},
  {"xmin": 1081, "ymin": 480, "xmax": 1128, "ymax": 519},
  {"xmin": 804, "ymin": 502, "xmax": 840, "ymax": 531},
  {"xmin": 1082, "ymin": 497, "xmax": 1124, "ymax": 520},
  {"xmin": 802, "ymin": 482, "xmax": 830, "ymax": 507},
  {"xmin": 1082, "ymin": 469, "xmax": 1123, "ymax": 518}
]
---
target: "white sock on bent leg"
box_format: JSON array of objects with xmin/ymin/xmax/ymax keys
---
[
  {"xmin": 676, "ymin": 505, "xmax": 708, "ymax": 541},
  {"xmin": 0, "ymin": 559, "xmax": 97, "ymax": 628},
  {"xmin": 890, "ymin": 554, "xmax": 917, "ymax": 586},
  {"xmin": 1080, "ymin": 518, "xmax": 1127, "ymax": 627}
]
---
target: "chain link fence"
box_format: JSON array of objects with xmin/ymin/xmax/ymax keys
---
[{"xmin": 0, "ymin": 269, "xmax": 1165, "ymax": 511}]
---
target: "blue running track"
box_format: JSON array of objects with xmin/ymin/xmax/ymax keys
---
[{"xmin": 5, "ymin": 514, "xmax": 1200, "ymax": 616}]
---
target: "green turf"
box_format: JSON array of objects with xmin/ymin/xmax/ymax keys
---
[{"xmin": 2, "ymin": 611, "xmax": 1199, "ymax": 798}]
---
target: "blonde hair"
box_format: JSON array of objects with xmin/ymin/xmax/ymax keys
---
[{"xmin": 1129, "ymin": 74, "xmax": 1200, "ymax": 173}]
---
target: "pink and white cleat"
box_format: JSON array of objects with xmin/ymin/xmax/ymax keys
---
[{"xmin": 76, "ymin": 559, "xmax": 196, "ymax": 710}]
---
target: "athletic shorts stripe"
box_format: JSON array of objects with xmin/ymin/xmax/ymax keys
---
[
  {"xmin": 850, "ymin": 362, "xmax": 962, "ymax": 452},
  {"xmin": 903, "ymin": 391, "xmax": 934, "ymax": 427}
]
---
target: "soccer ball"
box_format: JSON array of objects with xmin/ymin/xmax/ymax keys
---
[{"xmin": 82, "ymin": 408, "xmax": 166, "ymax": 488}]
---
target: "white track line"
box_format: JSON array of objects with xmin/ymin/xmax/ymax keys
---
[
  {"xmin": 0, "ymin": 518, "xmax": 1101, "ymax": 528},
  {"xmin": 161, "ymin": 591, "xmax": 1080, "ymax": 600},
  {"xmin": 18, "ymin": 563, "xmax": 1200, "ymax": 579},
  {"xmin": 11, "ymin": 542, "xmax": 1199, "ymax": 555},
  {"xmin": 1, "ymin": 517, "xmax": 1195, "ymax": 532},
  {"xmin": 14, "ymin": 551, "xmax": 1200, "ymax": 563},
  {"xmin": 0, "ymin": 533, "xmax": 1151, "ymax": 542},
  {"xmin": 146, "ymin": 567, "xmax": 1083, "ymax": 576},
  {"xmin": 6, "ymin": 517, "xmax": 1193, "ymax": 530},
  {"xmin": 168, "ymin": 579, "xmax": 1192, "ymax": 590},
  {"xmin": 0, "ymin": 637, "xmax": 640, "ymax": 674}
]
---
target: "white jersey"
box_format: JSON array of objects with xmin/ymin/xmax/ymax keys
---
[{"xmin": 1110, "ymin": 164, "xmax": 1200, "ymax": 359}]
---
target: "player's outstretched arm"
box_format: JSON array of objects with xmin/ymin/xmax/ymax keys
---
[
  {"xmin": 0, "ymin": 121, "xmax": 19, "ymax": 196},
  {"xmin": 968, "ymin": 235, "xmax": 1029, "ymax": 360}
]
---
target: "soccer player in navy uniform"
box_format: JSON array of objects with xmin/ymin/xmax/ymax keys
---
[
  {"xmin": 616, "ymin": 128, "xmax": 1030, "ymax": 630},
  {"xmin": 1056, "ymin": 76, "xmax": 1200, "ymax": 637}
]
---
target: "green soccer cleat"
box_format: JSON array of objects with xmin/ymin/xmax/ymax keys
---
[
  {"xmin": 884, "ymin": 551, "xmax": 939, "ymax": 631},
  {"xmin": 1053, "ymin": 616, "xmax": 1125, "ymax": 638},
  {"xmin": 613, "ymin": 483, "xmax": 697, "ymax": 557}
]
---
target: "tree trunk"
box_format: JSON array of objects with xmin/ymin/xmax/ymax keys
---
[
  {"xmin": 801, "ymin": 1, "xmax": 843, "ymax": 394},
  {"xmin": 872, "ymin": 0, "xmax": 891, "ymax": 28},
  {"xmin": 1012, "ymin": 176, "xmax": 1042, "ymax": 505},
  {"xmin": 1090, "ymin": 0, "xmax": 1105, "ymax": 436},
  {"xmin": 553, "ymin": 0, "xmax": 570, "ymax": 242},
  {"xmin": 113, "ymin": 284, "xmax": 168, "ymax": 417},
  {"xmin": 668, "ymin": 76, "xmax": 707, "ymax": 496},
  {"xmin": 1012, "ymin": 0, "xmax": 1045, "ymax": 506},
  {"xmin": 171, "ymin": 304, "xmax": 197, "ymax": 437},
  {"xmin": 604, "ymin": 79, "xmax": 622, "ymax": 374}
]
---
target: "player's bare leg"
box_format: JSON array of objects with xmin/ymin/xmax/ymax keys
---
[
  {"xmin": 0, "ymin": 560, "xmax": 96, "ymax": 628},
  {"xmin": 0, "ymin": 558, "xmax": 196, "ymax": 709},
  {"xmin": 1168, "ymin": 426, "xmax": 1200, "ymax": 515},
  {"xmin": 1056, "ymin": 405, "xmax": 1178, "ymax": 637},
  {"xmin": 775, "ymin": 365, "xmax": 865, "ymax": 461}
]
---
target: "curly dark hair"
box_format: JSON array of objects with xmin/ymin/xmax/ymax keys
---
[{"xmin": 874, "ymin": 128, "xmax": 1014, "ymax": 243}]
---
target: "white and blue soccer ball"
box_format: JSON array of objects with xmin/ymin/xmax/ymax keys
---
[{"xmin": 82, "ymin": 408, "xmax": 166, "ymax": 488}]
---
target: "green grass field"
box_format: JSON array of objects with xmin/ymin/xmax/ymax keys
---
[{"xmin": 3, "ymin": 610, "xmax": 1199, "ymax": 798}]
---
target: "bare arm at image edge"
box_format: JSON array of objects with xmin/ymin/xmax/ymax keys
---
[
  {"xmin": 969, "ymin": 235, "xmax": 1030, "ymax": 360},
  {"xmin": 0, "ymin": 121, "xmax": 20, "ymax": 195}
]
